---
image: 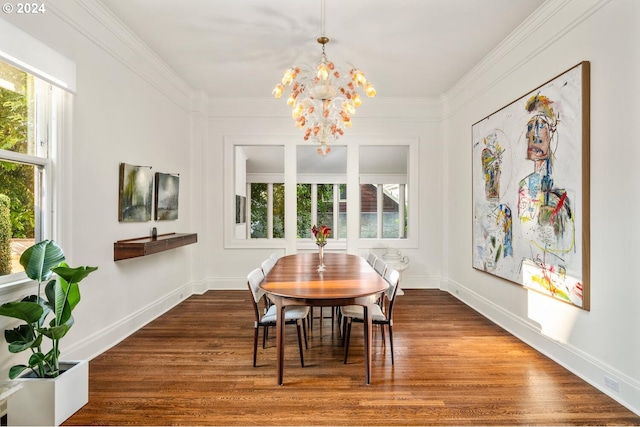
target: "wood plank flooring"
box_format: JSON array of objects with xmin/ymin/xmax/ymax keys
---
[{"xmin": 64, "ymin": 290, "xmax": 640, "ymax": 426}]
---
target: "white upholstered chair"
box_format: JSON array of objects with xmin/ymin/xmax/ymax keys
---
[
  {"xmin": 261, "ymin": 257, "xmax": 275, "ymax": 276},
  {"xmin": 247, "ymin": 268, "xmax": 309, "ymax": 367},
  {"xmin": 366, "ymin": 252, "xmax": 377, "ymax": 267},
  {"xmin": 341, "ymin": 267, "xmax": 400, "ymax": 365}
]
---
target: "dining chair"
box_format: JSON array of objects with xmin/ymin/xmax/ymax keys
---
[
  {"xmin": 247, "ymin": 268, "xmax": 309, "ymax": 367},
  {"xmin": 366, "ymin": 252, "xmax": 377, "ymax": 267},
  {"xmin": 261, "ymin": 257, "xmax": 275, "ymax": 276},
  {"xmin": 373, "ymin": 258, "xmax": 387, "ymax": 277},
  {"xmin": 269, "ymin": 252, "xmax": 280, "ymax": 263},
  {"xmin": 341, "ymin": 267, "xmax": 400, "ymax": 365}
]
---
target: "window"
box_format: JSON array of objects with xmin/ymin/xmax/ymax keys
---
[
  {"xmin": 296, "ymin": 183, "xmax": 346, "ymax": 239},
  {"xmin": 0, "ymin": 60, "xmax": 54, "ymax": 282},
  {"xmin": 249, "ymin": 182, "xmax": 285, "ymax": 239},
  {"xmin": 360, "ymin": 146, "xmax": 409, "ymax": 239},
  {"xmin": 360, "ymin": 183, "xmax": 407, "ymax": 238},
  {"xmin": 225, "ymin": 139, "xmax": 418, "ymax": 248}
]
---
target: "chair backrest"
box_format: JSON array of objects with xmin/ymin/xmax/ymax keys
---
[
  {"xmin": 366, "ymin": 252, "xmax": 377, "ymax": 267},
  {"xmin": 383, "ymin": 267, "xmax": 400, "ymax": 301},
  {"xmin": 261, "ymin": 257, "xmax": 275, "ymax": 276},
  {"xmin": 373, "ymin": 258, "xmax": 387, "ymax": 276},
  {"xmin": 247, "ymin": 268, "xmax": 265, "ymax": 304},
  {"xmin": 382, "ymin": 267, "xmax": 401, "ymax": 317},
  {"xmin": 269, "ymin": 252, "xmax": 279, "ymax": 263}
]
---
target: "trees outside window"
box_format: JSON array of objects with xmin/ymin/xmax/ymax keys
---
[
  {"xmin": 250, "ymin": 183, "xmax": 284, "ymax": 239},
  {"xmin": 0, "ymin": 60, "xmax": 52, "ymax": 280}
]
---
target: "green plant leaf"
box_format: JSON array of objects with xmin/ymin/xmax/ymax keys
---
[
  {"xmin": 5, "ymin": 324, "xmax": 41, "ymax": 352},
  {"xmin": 52, "ymin": 265, "xmax": 98, "ymax": 285},
  {"xmin": 27, "ymin": 351, "xmax": 46, "ymax": 367},
  {"xmin": 39, "ymin": 316, "xmax": 73, "ymax": 340},
  {"xmin": 8, "ymin": 364, "xmax": 28, "ymax": 380},
  {"xmin": 19, "ymin": 240, "xmax": 65, "ymax": 282},
  {"xmin": 0, "ymin": 301, "xmax": 43, "ymax": 324},
  {"xmin": 20, "ymin": 294, "xmax": 51, "ymax": 327}
]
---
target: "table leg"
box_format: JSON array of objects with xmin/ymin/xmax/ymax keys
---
[
  {"xmin": 363, "ymin": 302, "xmax": 372, "ymax": 385},
  {"xmin": 276, "ymin": 301, "xmax": 285, "ymax": 385}
]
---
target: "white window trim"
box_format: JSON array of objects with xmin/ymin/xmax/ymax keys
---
[{"xmin": 0, "ymin": 31, "xmax": 76, "ymax": 294}]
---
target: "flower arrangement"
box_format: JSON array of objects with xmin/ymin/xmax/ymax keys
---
[{"xmin": 312, "ymin": 224, "xmax": 331, "ymax": 245}]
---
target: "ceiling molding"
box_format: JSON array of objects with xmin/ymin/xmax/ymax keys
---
[
  {"xmin": 442, "ymin": 0, "xmax": 611, "ymax": 119},
  {"xmin": 207, "ymin": 96, "xmax": 443, "ymax": 121},
  {"xmin": 46, "ymin": 0, "xmax": 194, "ymax": 112}
]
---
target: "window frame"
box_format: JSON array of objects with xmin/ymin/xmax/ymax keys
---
[{"xmin": 0, "ymin": 71, "xmax": 58, "ymax": 287}]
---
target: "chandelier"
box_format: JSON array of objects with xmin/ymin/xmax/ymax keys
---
[{"xmin": 272, "ymin": 1, "xmax": 376, "ymax": 156}]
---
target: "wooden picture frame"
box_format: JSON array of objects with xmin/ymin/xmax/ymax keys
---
[{"xmin": 471, "ymin": 61, "xmax": 590, "ymax": 310}]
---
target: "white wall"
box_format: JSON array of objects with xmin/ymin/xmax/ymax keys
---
[
  {"xmin": 0, "ymin": 0, "xmax": 199, "ymax": 376},
  {"xmin": 442, "ymin": 0, "xmax": 639, "ymax": 414}
]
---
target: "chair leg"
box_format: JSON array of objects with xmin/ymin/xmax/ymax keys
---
[
  {"xmin": 341, "ymin": 316, "xmax": 347, "ymax": 346},
  {"xmin": 296, "ymin": 320, "xmax": 305, "ymax": 367},
  {"xmin": 388, "ymin": 323, "xmax": 394, "ymax": 365},
  {"xmin": 302, "ymin": 316, "xmax": 309, "ymax": 349},
  {"xmin": 262, "ymin": 326, "xmax": 268, "ymax": 349},
  {"xmin": 253, "ymin": 327, "xmax": 259, "ymax": 367},
  {"xmin": 343, "ymin": 318, "xmax": 352, "ymax": 364}
]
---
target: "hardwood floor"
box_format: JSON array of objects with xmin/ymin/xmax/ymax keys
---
[{"xmin": 64, "ymin": 290, "xmax": 640, "ymax": 426}]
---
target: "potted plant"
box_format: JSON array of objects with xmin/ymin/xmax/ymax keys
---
[{"xmin": 0, "ymin": 240, "xmax": 97, "ymax": 426}]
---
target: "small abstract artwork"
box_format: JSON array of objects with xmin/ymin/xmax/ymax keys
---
[
  {"xmin": 471, "ymin": 61, "xmax": 590, "ymax": 310},
  {"xmin": 118, "ymin": 163, "xmax": 153, "ymax": 222},
  {"xmin": 155, "ymin": 173, "xmax": 179, "ymax": 220}
]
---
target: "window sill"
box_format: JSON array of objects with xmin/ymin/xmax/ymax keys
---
[{"xmin": 0, "ymin": 276, "xmax": 35, "ymax": 300}]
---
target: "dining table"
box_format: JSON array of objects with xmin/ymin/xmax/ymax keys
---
[{"xmin": 260, "ymin": 252, "xmax": 389, "ymax": 385}]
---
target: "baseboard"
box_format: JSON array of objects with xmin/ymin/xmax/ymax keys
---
[
  {"xmin": 441, "ymin": 279, "xmax": 640, "ymax": 417},
  {"xmin": 64, "ymin": 283, "xmax": 193, "ymax": 361}
]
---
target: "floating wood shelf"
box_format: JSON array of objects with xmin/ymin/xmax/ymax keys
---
[{"xmin": 114, "ymin": 232, "xmax": 197, "ymax": 261}]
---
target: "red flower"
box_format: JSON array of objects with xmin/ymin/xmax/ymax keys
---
[{"xmin": 312, "ymin": 224, "xmax": 331, "ymax": 244}]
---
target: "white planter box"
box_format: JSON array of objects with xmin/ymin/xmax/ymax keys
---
[{"xmin": 7, "ymin": 360, "xmax": 89, "ymax": 426}]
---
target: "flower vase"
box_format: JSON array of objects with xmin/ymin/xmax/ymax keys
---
[{"xmin": 317, "ymin": 242, "xmax": 326, "ymax": 272}]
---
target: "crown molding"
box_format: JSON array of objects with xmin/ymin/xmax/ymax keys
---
[
  {"xmin": 442, "ymin": 0, "xmax": 612, "ymax": 119},
  {"xmin": 207, "ymin": 96, "xmax": 443, "ymax": 122},
  {"xmin": 46, "ymin": 0, "xmax": 194, "ymax": 112}
]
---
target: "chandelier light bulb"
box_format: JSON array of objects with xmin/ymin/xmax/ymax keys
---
[
  {"xmin": 365, "ymin": 82, "xmax": 376, "ymax": 97},
  {"xmin": 272, "ymin": 84, "xmax": 284, "ymax": 99}
]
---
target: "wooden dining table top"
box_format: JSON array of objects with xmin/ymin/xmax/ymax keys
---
[{"xmin": 260, "ymin": 252, "xmax": 388, "ymax": 300}]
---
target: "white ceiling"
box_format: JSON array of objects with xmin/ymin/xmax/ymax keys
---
[{"xmin": 99, "ymin": 0, "xmax": 545, "ymax": 99}]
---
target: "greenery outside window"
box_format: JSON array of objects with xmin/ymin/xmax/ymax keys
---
[
  {"xmin": 250, "ymin": 183, "xmax": 284, "ymax": 239},
  {"xmin": 0, "ymin": 60, "xmax": 54, "ymax": 283},
  {"xmin": 296, "ymin": 183, "xmax": 346, "ymax": 240}
]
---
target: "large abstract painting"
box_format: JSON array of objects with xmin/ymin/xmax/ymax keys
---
[
  {"xmin": 155, "ymin": 172, "xmax": 180, "ymax": 220},
  {"xmin": 118, "ymin": 163, "xmax": 154, "ymax": 222},
  {"xmin": 472, "ymin": 62, "xmax": 590, "ymax": 310}
]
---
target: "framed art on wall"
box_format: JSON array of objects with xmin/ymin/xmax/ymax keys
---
[
  {"xmin": 471, "ymin": 61, "xmax": 590, "ymax": 310},
  {"xmin": 118, "ymin": 163, "xmax": 154, "ymax": 222},
  {"xmin": 154, "ymin": 172, "xmax": 179, "ymax": 220}
]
